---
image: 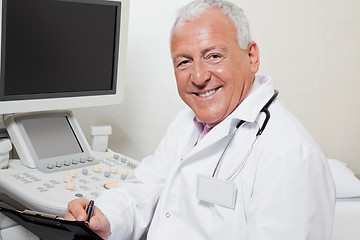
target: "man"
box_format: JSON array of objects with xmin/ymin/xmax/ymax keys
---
[{"xmin": 65, "ymin": 0, "xmax": 335, "ymax": 239}]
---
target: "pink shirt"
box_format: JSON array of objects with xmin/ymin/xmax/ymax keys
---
[{"xmin": 193, "ymin": 117, "xmax": 212, "ymax": 144}]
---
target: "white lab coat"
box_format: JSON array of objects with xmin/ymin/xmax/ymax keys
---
[{"xmin": 96, "ymin": 75, "xmax": 335, "ymax": 240}]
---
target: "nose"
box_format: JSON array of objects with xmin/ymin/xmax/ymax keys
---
[{"xmin": 190, "ymin": 60, "xmax": 211, "ymax": 87}]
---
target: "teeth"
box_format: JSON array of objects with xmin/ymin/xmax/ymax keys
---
[{"xmin": 198, "ymin": 89, "xmax": 216, "ymax": 98}]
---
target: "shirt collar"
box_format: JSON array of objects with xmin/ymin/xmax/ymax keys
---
[{"xmin": 193, "ymin": 117, "xmax": 205, "ymax": 133}]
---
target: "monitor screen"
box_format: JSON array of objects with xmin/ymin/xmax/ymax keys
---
[
  {"xmin": 22, "ymin": 116, "xmax": 83, "ymax": 159},
  {"xmin": 0, "ymin": 0, "xmax": 129, "ymax": 114}
]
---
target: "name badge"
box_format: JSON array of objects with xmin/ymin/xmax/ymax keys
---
[{"xmin": 196, "ymin": 175, "xmax": 236, "ymax": 209}]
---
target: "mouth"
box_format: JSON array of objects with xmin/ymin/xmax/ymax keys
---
[{"xmin": 195, "ymin": 88, "xmax": 219, "ymax": 98}]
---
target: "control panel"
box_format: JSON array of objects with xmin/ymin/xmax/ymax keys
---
[{"xmin": 0, "ymin": 149, "xmax": 138, "ymax": 216}]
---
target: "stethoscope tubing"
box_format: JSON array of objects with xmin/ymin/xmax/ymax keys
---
[
  {"xmin": 211, "ymin": 90, "xmax": 279, "ymax": 180},
  {"xmin": 211, "ymin": 121, "xmax": 244, "ymax": 178}
]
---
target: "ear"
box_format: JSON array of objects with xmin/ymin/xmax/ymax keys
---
[{"xmin": 247, "ymin": 41, "xmax": 260, "ymax": 74}]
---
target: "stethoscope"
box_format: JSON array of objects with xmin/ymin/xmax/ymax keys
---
[{"xmin": 212, "ymin": 90, "xmax": 279, "ymax": 181}]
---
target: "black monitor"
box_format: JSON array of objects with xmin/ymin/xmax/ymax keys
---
[{"xmin": 0, "ymin": 0, "xmax": 129, "ymax": 114}]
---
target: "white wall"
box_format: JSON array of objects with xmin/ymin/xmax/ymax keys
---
[{"xmin": 74, "ymin": 0, "xmax": 360, "ymax": 175}]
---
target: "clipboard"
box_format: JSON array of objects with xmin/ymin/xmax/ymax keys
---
[{"xmin": 0, "ymin": 207, "xmax": 103, "ymax": 240}]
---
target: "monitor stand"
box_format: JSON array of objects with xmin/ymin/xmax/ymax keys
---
[{"xmin": 0, "ymin": 115, "xmax": 8, "ymax": 138}]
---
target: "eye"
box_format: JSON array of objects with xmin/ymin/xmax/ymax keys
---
[
  {"xmin": 210, "ymin": 54, "xmax": 221, "ymax": 59},
  {"xmin": 207, "ymin": 53, "xmax": 223, "ymax": 63},
  {"xmin": 176, "ymin": 59, "xmax": 192, "ymax": 70}
]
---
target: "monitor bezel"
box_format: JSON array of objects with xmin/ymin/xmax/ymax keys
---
[{"xmin": 0, "ymin": 0, "xmax": 129, "ymax": 114}]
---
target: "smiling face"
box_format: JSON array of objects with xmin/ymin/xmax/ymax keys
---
[{"xmin": 171, "ymin": 8, "xmax": 260, "ymax": 127}]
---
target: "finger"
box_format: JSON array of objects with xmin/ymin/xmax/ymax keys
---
[
  {"xmin": 64, "ymin": 211, "xmax": 76, "ymax": 221},
  {"xmin": 89, "ymin": 207, "xmax": 111, "ymax": 239},
  {"xmin": 65, "ymin": 198, "xmax": 89, "ymax": 221}
]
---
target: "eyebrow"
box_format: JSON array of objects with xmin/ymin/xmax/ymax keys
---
[
  {"xmin": 201, "ymin": 45, "xmax": 225, "ymax": 55},
  {"xmin": 172, "ymin": 45, "xmax": 228, "ymax": 62},
  {"xmin": 172, "ymin": 53, "xmax": 192, "ymax": 62},
  {"xmin": 201, "ymin": 45, "xmax": 227, "ymax": 56}
]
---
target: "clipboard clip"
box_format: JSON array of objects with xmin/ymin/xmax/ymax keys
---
[{"xmin": 23, "ymin": 209, "xmax": 64, "ymax": 220}]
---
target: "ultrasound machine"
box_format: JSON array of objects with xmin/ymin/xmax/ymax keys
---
[{"xmin": 0, "ymin": 0, "xmax": 135, "ymax": 238}]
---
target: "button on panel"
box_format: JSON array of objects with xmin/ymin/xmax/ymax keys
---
[
  {"xmin": 93, "ymin": 165, "xmax": 101, "ymax": 173},
  {"xmin": 110, "ymin": 166, "xmax": 118, "ymax": 174},
  {"xmin": 69, "ymin": 170, "xmax": 77, "ymax": 177},
  {"xmin": 64, "ymin": 175, "xmax": 72, "ymax": 183},
  {"xmin": 104, "ymin": 182, "xmax": 117, "ymax": 189},
  {"xmin": 66, "ymin": 182, "xmax": 75, "ymax": 190}
]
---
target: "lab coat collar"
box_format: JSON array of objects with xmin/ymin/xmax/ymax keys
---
[{"xmin": 185, "ymin": 75, "xmax": 275, "ymax": 158}]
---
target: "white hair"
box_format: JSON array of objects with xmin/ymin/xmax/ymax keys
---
[{"xmin": 171, "ymin": 0, "xmax": 252, "ymax": 50}]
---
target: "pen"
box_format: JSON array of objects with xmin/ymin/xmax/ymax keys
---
[{"xmin": 85, "ymin": 200, "xmax": 94, "ymax": 224}]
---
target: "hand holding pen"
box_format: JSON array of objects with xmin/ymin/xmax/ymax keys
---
[{"xmin": 65, "ymin": 198, "xmax": 112, "ymax": 239}]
